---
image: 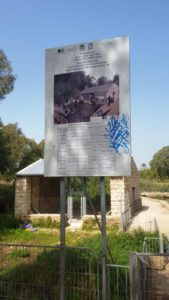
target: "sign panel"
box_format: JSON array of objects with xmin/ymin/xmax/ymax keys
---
[{"xmin": 44, "ymin": 36, "xmax": 131, "ymax": 176}]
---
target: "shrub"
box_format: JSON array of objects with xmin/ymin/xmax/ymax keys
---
[
  {"xmin": 0, "ymin": 214, "xmax": 21, "ymax": 230},
  {"xmin": 77, "ymin": 228, "xmax": 158, "ymax": 265},
  {"xmin": 82, "ymin": 216, "xmax": 99, "ymax": 229},
  {"xmin": 10, "ymin": 248, "xmax": 30, "ymax": 259},
  {"xmin": 82, "ymin": 215, "xmax": 120, "ymax": 230},
  {"xmin": 29, "ymin": 216, "xmax": 68, "ymax": 229},
  {"xmin": 0, "ymin": 182, "xmax": 15, "ymax": 213},
  {"xmin": 140, "ymin": 179, "xmax": 169, "ymax": 192}
]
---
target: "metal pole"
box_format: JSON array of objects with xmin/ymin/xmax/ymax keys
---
[
  {"xmin": 83, "ymin": 177, "xmax": 87, "ymax": 216},
  {"xmin": 159, "ymin": 235, "xmax": 164, "ymax": 253},
  {"xmin": 100, "ymin": 176, "xmax": 107, "ymax": 300},
  {"xmin": 130, "ymin": 252, "xmax": 139, "ymax": 300},
  {"xmin": 60, "ymin": 177, "xmax": 65, "ymax": 300},
  {"xmin": 67, "ymin": 178, "xmax": 73, "ymax": 221}
]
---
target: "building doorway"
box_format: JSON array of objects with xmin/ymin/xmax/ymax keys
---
[{"xmin": 67, "ymin": 191, "xmax": 86, "ymax": 221}]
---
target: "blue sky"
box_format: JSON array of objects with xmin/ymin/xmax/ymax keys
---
[{"xmin": 0, "ymin": 0, "xmax": 169, "ymax": 168}]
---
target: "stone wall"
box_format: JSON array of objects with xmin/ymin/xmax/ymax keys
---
[
  {"xmin": 15, "ymin": 176, "xmax": 60, "ymax": 217},
  {"xmin": 15, "ymin": 177, "xmax": 31, "ymax": 217},
  {"xmin": 82, "ymin": 215, "xmax": 120, "ymax": 229},
  {"xmin": 110, "ymin": 176, "xmax": 125, "ymax": 218},
  {"xmin": 124, "ymin": 158, "xmax": 141, "ymax": 204},
  {"xmin": 15, "ymin": 159, "xmax": 141, "ymax": 226},
  {"xmin": 110, "ymin": 158, "xmax": 141, "ymax": 221}
]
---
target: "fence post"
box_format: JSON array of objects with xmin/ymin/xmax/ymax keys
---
[
  {"xmin": 130, "ymin": 252, "xmax": 139, "ymax": 300},
  {"xmin": 159, "ymin": 235, "xmax": 164, "ymax": 253}
]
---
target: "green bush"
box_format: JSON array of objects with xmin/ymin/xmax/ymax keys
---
[
  {"xmin": 31, "ymin": 217, "xmax": 58, "ymax": 228},
  {"xmin": 0, "ymin": 182, "xmax": 15, "ymax": 212},
  {"xmin": 82, "ymin": 217, "xmax": 99, "ymax": 229},
  {"xmin": 0, "ymin": 214, "xmax": 21, "ymax": 230},
  {"xmin": 77, "ymin": 228, "xmax": 158, "ymax": 265},
  {"xmin": 82, "ymin": 216, "xmax": 119, "ymax": 230},
  {"xmin": 140, "ymin": 179, "xmax": 169, "ymax": 192},
  {"xmin": 10, "ymin": 249, "xmax": 30, "ymax": 259},
  {"xmin": 30, "ymin": 216, "xmax": 68, "ymax": 229}
]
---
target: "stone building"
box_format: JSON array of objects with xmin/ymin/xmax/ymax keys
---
[
  {"xmin": 15, "ymin": 157, "xmax": 141, "ymax": 229},
  {"xmin": 15, "ymin": 159, "xmax": 60, "ymax": 222},
  {"xmin": 110, "ymin": 157, "xmax": 142, "ymax": 229}
]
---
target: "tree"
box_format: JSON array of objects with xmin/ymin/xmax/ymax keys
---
[
  {"xmin": 150, "ymin": 146, "xmax": 169, "ymax": 179},
  {"xmin": 1, "ymin": 123, "xmax": 42, "ymax": 178},
  {"xmin": 2, "ymin": 123, "xmax": 26, "ymax": 176},
  {"xmin": 0, "ymin": 49, "xmax": 16, "ymax": 100},
  {"xmin": 139, "ymin": 167, "xmax": 157, "ymax": 180},
  {"xmin": 0, "ymin": 119, "xmax": 9, "ymax": 174},
  {"xmin": 19, "ymin": 138, "xmax": 43, "ymax": 170},
  {"xmin": 38, "ymin": 139, "xmax": 44, "ymax": 157},
  {"xmin": 141, "ymin": 163, "xmax": 147, "ymax": 170}
]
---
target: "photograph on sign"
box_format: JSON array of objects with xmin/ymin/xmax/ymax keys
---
[
  {"xmin": 54, "ymin": 72, "xmax": 119, "ymax": 124},
  {"xmin": 45, "ymin": 37, "xmax": 131, "ymax": 177}
]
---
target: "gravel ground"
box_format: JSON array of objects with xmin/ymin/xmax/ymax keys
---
[{"xmin": 129, "ymin": 197, "xmax": 169, "ymax": 236}]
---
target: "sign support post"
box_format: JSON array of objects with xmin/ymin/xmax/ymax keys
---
[
  {"xmin": 44, "ymin": 36, "xmax": 131, "ymax": 299},
  {"xmin": 60, "ymin": 177, "xmax": 65, "ymax": 300},
  {"xmin": 100, "ymin": 176, "xmax": 107, "ymax": 300},
  {"xmin": 67, "ymin": 178, "xmax": 73, "ymax": 221}
]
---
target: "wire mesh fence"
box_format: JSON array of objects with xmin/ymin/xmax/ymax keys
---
[
  {"xmin": 0, "ymin": 244, "xmax": 99, "ymax": 300},
  {"xmin": 107, "ymin": 264, "xmax": 130, "ymax": 300},
  {"xmin": 130, "ymin": 253, "xmax": 169, "ymax": 300}
]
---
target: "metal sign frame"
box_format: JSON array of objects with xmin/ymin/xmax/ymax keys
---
[{"xmin": 45, "ymin": 36, "xmax": 131, "ymax": 177}]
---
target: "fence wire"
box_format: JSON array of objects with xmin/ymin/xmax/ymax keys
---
[
  {"xmin": 0, "ymin": 244, "xmax": 99, "ymax": 300},
  {"xmin": 107, "ymin": 264, "xmax": 130, "ymax": 300},
  {"xmin": 143, "ymin": 237, "xmax": 164, "ymax": 253},
  {"xmin": 130, "ymin": 253, "xmax": 169, "ymax": 300}
]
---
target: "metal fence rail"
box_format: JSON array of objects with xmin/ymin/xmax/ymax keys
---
[
  {"xmin": 107, "ymin": 263, "xmax": 130, "ymax": 300},
  {"xmin": 143, "ymin": 237, "xmax": 164, "ymax": 253},
  {"xmin": 0, "ymin": 244, "xmax": 99, "ymax": 300}
]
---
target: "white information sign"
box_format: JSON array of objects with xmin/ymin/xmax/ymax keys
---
[{"xmin": 44, "ymin": 36, "xmax": 131, "ymax": 176}]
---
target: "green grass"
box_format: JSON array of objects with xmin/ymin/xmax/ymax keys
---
[
  {"xmin": 74, "ymin": 227, "xmax": 158, "ymax": 265},
  {"xmin": 0, "ymin": 214, "xmax": 21, "ymax": 230},
  {"xmin": 31, "ymin": 216, "xmax": 65, "ymax": 228},
  {"xmin": 140, "ymin": 178, "xmax": 169, "ymax": 192},
  {"xmin": 0, "ymin": 228, "xmax": 61, "ymax": 245},
  {"xmin": 10, "ymin": 248, "xmax": 30, "ymax": 259},
  {"xmin": 0, "ymin": 218, "xmax": 159, "ymax": 300},
  {"xmin": 0, "ymin": 213, "xmax": 159, "ymax": 266},
  {"xmin": 0, "ymin": 226, "xmax": 158, "ymax": 266}
]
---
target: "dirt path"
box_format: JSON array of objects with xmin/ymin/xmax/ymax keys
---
[{"xmin": 129, "ymin": 197, "xmax": 169, "ymax": 236}]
